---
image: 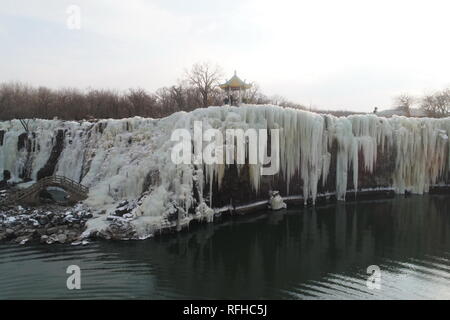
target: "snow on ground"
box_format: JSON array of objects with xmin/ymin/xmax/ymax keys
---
[{"xmin": 377, "ymin": 107, "xmax": 427, "ymax": 118}]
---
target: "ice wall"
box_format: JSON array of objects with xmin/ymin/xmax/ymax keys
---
[{"xmin": 0, "ymin": 105, "xmax": 449, "ymax": 236}]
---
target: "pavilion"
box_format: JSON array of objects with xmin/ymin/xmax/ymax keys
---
[{"xmin": 219, "ymin": 71, "xmax": 252, "ymax": 106}]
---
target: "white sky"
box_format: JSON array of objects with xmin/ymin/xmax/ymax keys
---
[{"xmin": 1, "ymin": 0, "xmax": 450, "ymax": 112}]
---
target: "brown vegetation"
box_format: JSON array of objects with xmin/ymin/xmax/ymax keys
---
[
  {"xmin": 0, "ymin": 62, "xmax": 363, "ymax": 121},
  {"xmin": 421, "ymin": 89, "xmax": 450, "ymax": 118},
  {"xmin": 394, "ymin": 89, "xmax": 450, "ymax": 118}
]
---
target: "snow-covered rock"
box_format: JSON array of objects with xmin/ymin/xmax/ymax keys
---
[{"xmin": 269, "ymin": 191, "xmax": 287, "ymax": 211}]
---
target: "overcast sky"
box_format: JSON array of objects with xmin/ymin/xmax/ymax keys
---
[{"xmin": 1, "ymin": 0, "xmax": 450, "ymax": 112}]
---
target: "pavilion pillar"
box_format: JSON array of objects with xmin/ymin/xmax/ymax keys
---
[{"xmin": 219, "ymin": 72, "xmax": 251, "ymax": 107}]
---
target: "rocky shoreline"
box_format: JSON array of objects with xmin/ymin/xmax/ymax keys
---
[
  {"xmin": 0, "ymin": 203, "xmax": 93, "ymax": 245},
  {"xmin": 2, "ymin": 186, "xmax": 449, "ymax": 245}
]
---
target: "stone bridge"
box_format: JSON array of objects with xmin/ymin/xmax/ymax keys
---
[{"xmin": 0, "ymin": 176, "xmax": 89, "ymax": 206}]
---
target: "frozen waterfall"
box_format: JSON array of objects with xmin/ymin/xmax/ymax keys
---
[{"xmin": 1, "ymin": 105, "xmax": 449, "ymax": 237}]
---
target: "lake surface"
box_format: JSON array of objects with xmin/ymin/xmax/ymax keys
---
[{"xmin": 1, "ymin": 195, "xmax": 450, "ymax": 300}]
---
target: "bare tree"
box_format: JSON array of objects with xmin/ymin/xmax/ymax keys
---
[
  {"xmin": 243, "ymin": 82, "xmax": 263, "ymax": 104},
  {"xmin": 1, "ymin": 64, "xmax": 316, "ymax": 120},
  {"xmin": 126, "ymin": 88, "xmax": 159, "ymax": 117},
  {"xmin": 395, "ymin": 94, "xmax": 414, "ymax": 110},
  {"xmin": 394, "ymin": 94, "xmax": 414, "ymax": 116},
  {"xmin": 421, "ymin": 89, "xmax": 450, "ymax": 118},
  {"xmin": 185, "ymin": 62, "xmax": 223, "ymax": 108},
  {"xmin": 169, "ymin": 85, "xmax": 186, "ymax": 110},
  {"xmin": 35, "ymin": 87, "xmax": 54, "ymax": 119}
]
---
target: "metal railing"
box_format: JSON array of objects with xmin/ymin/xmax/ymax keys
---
[{"xmin": 0, "ymin": 175, "xmax": 89, "ymax": 205}]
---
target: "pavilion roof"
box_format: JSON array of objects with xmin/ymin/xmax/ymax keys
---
[{"xmin": 219, "ymin": 72, "xmax": 252, "ymax": 90}]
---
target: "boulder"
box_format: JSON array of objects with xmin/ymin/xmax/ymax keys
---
[{"xmin": 57, "ymin": 233, "xmax": 67, "ymax": 244}]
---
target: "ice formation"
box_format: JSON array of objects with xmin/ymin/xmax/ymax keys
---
[
  {"xmin": 269, "ymin": 191, "xmax": 287, "ymax": 211},
  {"xmin": 1, "ymin": 105, "xmax": 449, "ymax": 237}
]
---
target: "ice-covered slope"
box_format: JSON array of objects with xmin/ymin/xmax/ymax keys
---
[{"xmin": 1, "ymin": 105, "xmax": 449, "ymax": 237}]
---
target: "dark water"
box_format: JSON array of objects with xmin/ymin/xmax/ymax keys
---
[
  {"xmin": 46, "ymin": 188, "xmax": 69, "ymax": 203},
  {"xmin": 1, "ymin": 195, "xmax": 450, "ymax": 300}
]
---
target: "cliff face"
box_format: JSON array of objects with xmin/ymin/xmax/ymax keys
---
[{"xmin": 1, "ymin": 105, "xmax": 449, "ymax": 237}]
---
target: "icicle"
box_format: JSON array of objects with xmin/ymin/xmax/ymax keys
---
[{"xmin": 1, "ymin": 106, "xmax": 450, "ymax": 239}]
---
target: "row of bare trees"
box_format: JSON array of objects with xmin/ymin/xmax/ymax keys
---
[
  {"xmin": 394, "ymin": 89, "xmax": 450, "ymax": 118},
  {"xmin": 421, "ymin": 89, "xmax": 450, "ymax": 117},
  {"xmin": 0, "ymin": 83, "xmax": 220, "ymax": 121},
  {"xmin": 0, "ymin": 62, "xmax": 301, "ymax": 121}
]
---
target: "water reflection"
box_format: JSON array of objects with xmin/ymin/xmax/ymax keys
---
[{"xmin": 1, "ymin": 195, "xmax": 450, "ymax": 299}]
